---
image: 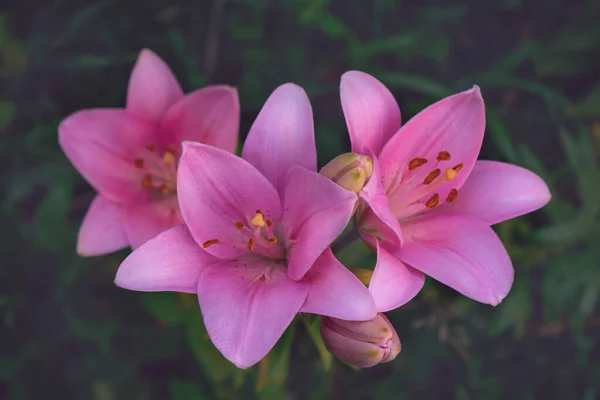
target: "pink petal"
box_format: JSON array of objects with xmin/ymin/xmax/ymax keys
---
[
  {"xmin": 177, "ymin": 142, "xmax": 282, "ymax": 259},
  {"xmin": 77, "ymin": 195, "xmax": 128, "ymax": 256},
  {"xmin": 379, "ymin": 86, "xmax": 485, "ymax": 198},
  {"xmin": 126, "ymin": 49, "xmax": 184, "ymax": 121},
  {"xmin": 365, "ymin": 236, "xmax": 425, "ymax": 312},
  {"xmin": 281, "ymin": 166, "xmax": 357, "ymax": 280},
  {"xmin": 241, "ymin": 83, "xmax": 316, "ymax": 191},
  {"xmin": 340, "ymin": 71, "xmax": 401, "ymax": 155},
  {"xmin": 58, "ymin": 109, "xmax": 159, "ymax": 203},
  {"xmin": 438, "ymin": 160, "xmax": 551, "ymax": 225},
  {"xmin": 300, "ymin": 249, "xmax": 376, "ymax": 320},
  {"xmin": 358, "ymin": 151, "xmax": 403, "ymax": 247},
  {"xmin": 115, "ymin": 225, "xmax": 216, "ymax": 293},
  {"xmin": 197, "ymin": 260, "xmax": 308, "ymax": 368},
  {"xmin": 398, "ymin": 213, "xmax": 514, "ymax": 305},
  {"xmin": 122, "ymin": 196, "xmax": 184, "ymax": 249},
  {"xmin": 161, "ymin": 86, "xmax": 240, "ymax": 153}
]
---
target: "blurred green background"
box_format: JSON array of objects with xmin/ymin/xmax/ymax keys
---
[{"xmin": 2, "ymin": 0, "xmax": 600, "ymax": 398}]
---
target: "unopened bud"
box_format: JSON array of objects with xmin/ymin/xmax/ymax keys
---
[
  {"xmin": 320, "ymin": 153, "xmax": 373, "ymax": 194},
  {"xmin": 320, "ymin": 313, "xmax": 401, "ymax": 368}
]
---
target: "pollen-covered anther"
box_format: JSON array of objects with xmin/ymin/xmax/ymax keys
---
[
  {"xmin": 141, "ymin": 174, "xmax": 153, "ymax": 188},
  {"xmin": 251, "ymin": 211, "xmax": 265, "ymax": 227},
  {"xmin": 423, "ymin": 169, "xmax": 441, "ymax": 185},
  {"xmin": 452, "ymin": 163, "xmax": 464, "ymax": 172},
  {"xmin": 268, "ymin": 237, "xmax": 278, "ymax": 245},
  {"xmin": 202, "ymin": 239, "xmax": 220, "ymax": 248},
  {"xmin": 425, "ymin": 193, "xmax": 440, "ymax": 208},
  {"xmin": 234, "ymin": 221, "xmax": 244, "ymax": 229},
  {"xmin": 134, "ymin": 158, "xmax": 144, "ymax": 168},
  {"xmin": 159, "ymin": 184, "xmax": 170, "ymax": 195},
  {"xmin": 446, "ymin": 189, "xmax": 459, "ymax": 203},
  {"xmin": 436, "ymin": 151, "xmax": 451, "ymax": 161},
  {"xmin": 408, "ymin": 157, "xmax": 428, "ymax": 171},
  {"xmin": 162, "ymin": 151, "xmax": 176, "ymax": 164},
  {"xmin": 247, "ymin": 238, "xmax": 255, "ymax": 251}
]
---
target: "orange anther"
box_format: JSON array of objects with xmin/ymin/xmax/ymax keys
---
[
  {"xmin": 425, "ymin": 193, "xmax": 440, "ymax": 208},
  {"xmin": 202, "ymin": 239, "xmax": 219, "ymax": 248},
  {"xmin": 423, "ymin": 169, "xmax": 441, "ymax": 185},
  {"xmin": 452, "ymin": 163, "xmax": 464, "ymax": 172},
  {"xmin": 266, "ymin": 218, "xmax": 273, "ymax": 228},
  {"xmin": 247, "ymin": 238, "xmax": 255, "ymax": 251},
  {"xmin": 141, "ymin": 175, "xmax": 153, "ymax": 188},
  {"xmin": 234, "ymin": 222, "xmax": 244, "ymax": 229},
  {"xmin": 268, "ymin": 237, "xmax": 278, "ymax": 245},
  {"xmin": 408, "ymin": 158, "xmax": 428, "ymax": 171},
  {"xmin": 436, "ymin": 151, "xmax": 451, "ymax": 161},
  {"xmin": 162, "ymin": 151, "xmax": 176, "ymax": 164},
  {"xmin": 446, "ymin": 189, "xmax": 459, "ymax": 203},
  {"xmin": 159, "ymin": 184, "xmax": 170, "ymax": 195}
]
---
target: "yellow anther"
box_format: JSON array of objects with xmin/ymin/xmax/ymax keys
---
[
  {"xmin": 162, "ymin": 151, "xmax": 176, "ymax": 164},
  {"xmin": 251, "ymin": 212, "xmax": 265, "ymax": 227}
]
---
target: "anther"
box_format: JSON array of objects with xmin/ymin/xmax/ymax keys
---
[
  {"xmin": 247, "ymin": 238, "xmax": 255, "ymax": 251},
  {"xmin": 452, "ymin": 163, "xmax": 464, "ymax": 172},
  {"xmin": 408, "ymin": 158, "xmax": 428, "ymax": 171},
  {"xmin": 423, "ymin": 169, "xmax": 441, "ymax": 185},
  {"xmin": 202, "ymin": 239, "xmax": 219, "ymax": 248},
  {"xmin": 446, "ymin": 189, "xmax": 459, "ymax": 203},
  {"xmin": 425, "ymin": 193, "xmax": 440, "ymax": 208},
  {"xmin": 251, "ymin": 212, "xmax": 265, "ymax": 227},
  {"xmin": 436, "ymin": 151, "xmax": 451, "ymax": 161},
  {"xmin": 268, "ymin": 237, "xmax": 278, "ymax": 245},
  {"xmin": 266, "ymin": 218, "xmax": 273, "ymax": 228},
  {"xmin": 234, "ymin": 222, "xmax": 244, "ymax": 229},
  {"xmin": 134, "ymin": 158, "xmax": 144, "ymax": 168},
  {"xmin": 159, "ymin": 184, "xmax": 170, "ymax": 195},
  {"xmin": 162, "ymin": 151, "xmax": 176, "ymax": 164},
  {"xmin": 141, "ymin": 175, "xmax": 153, "ymax": 188},
  {"xmin": 145, "ymin": 144, "xmax": 156, "ymax": 151}
]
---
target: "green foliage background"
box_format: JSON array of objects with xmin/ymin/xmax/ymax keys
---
[{"xmin": 2, "ymin": 0, "xmax": 600, "ymax": 398}]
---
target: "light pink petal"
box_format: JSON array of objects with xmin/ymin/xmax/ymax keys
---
[
  {"xmin": 300, "ymin": 249, "xmax": 376, "ymax": 320},
  {"xmin": 58, "ymin": 109, "xmax": 158, "ymax": 203},
  {"xmin": 379, "ymin": 86, "xmax": 485, "ymax": 199},
  {"xmin": 365, "ymin": 236, "xmax": 425, "ymax": 312},
  {"xmin": 281, "ymin": 166, "xmax": 357, "ymax": 280},
  {"xmin": 358, "ymin": 151, "xmax": 403, "ymax": 247},
  {"xmin": 126, "ymin": 49, "xmax": 184, "ymax": 121},
  {"xmin": 77, "ymin": 195, "xmax": 128, "ymax": 256},
  {"xmin": 398, "ymin": 213, "xmax": 514, "ymax": 305},
  {"xmin": 115, "ymin": 225, "xmax": 216, "ymax": 293},
  {"xmin": 340, "ymin": 71, "xmax": 401, "ymax": 155},
  {"xmin": 161, "ymin": 86, "xmax": 240, "ymax": 153},
  {"xmin": 197, "ymin": 260, "xmax": 308, "ymax": 368},
  {"xmin": 177, "ymin": 142, "xmax": 282, "ymax": 259},
  {"xmin": 438, "ymin": 160, "xmax": 551, "ymax": 225},
  {"xmin": 122, "ymin": 197, "xmax": 184, "ymax": 249},
  {"xmin": 241, "ymin": 83, "xmax": 316, "ymax": 191}
]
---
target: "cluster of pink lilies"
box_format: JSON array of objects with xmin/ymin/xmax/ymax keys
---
[{"xmin": 59, "ymin": 49, "xmax": 551, "ymax": 369}]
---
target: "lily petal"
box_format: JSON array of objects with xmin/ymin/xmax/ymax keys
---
[
  {"xmin": 197, "ymin": 261, "xmax": 308, "ymax": 368},
  {"xmin": 341, "ymin": 71, "xmax": 401, "ymax": 155},
  {"xmin": 379, "ymin": 86, "xmax": 485, "ymax": 196},
  {"xmin": 161, "ymin": 86, "xmax": 240, "ymax": 153},
  {"xmin": 439, "ymin": 160, "xmax": 551, "ymax": 225},
  {"xmin": 242, "ymin": 83, "xmax": 316, "ymax": 191},
  {"xmin": 126, "ymin": 49, "xmax": 184, "ymax": 121},
  {"xmin": 281, "ymin": 166, "xmax": 357, "ymax": 280},
  {"xmin": 366, "ymin": 236, "xmax": 425, "ymax": 312},
  {"xmin": 115, "ymin": 225, "xmax": 217, "ymax": 293},
  {"xmin": 122, "ymin": 197, "xmax": 184, "ymax": 249},
  {"xmin": 77, "ymin": 195, "xmax": 128, "ymax": 256},
  {"xmin": 58, "ymin": 109, "xmax": 159, "ymax": 202},
  {"xmin": 300, "ymin": 249, "xmax": 376, "ymax": 320},
  {"xmin": 359, "ymin": 151, "xmax": 403, "ymax": 247},
  {"xmin": 177, "ymin": 142, "xmax": 282, "ymax": 259},
  {"xmin": 398, "ymin": 213, "xmax": 514, "ymax": 305}
]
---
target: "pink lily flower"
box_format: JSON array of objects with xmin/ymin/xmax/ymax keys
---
[
  {"xmin": 59, "ymin": 49, "xmax": 240, "ymax": 255},
  {"xmin": 115, "ymin": 84, "xmax": 376, "ymax": 368},
  {"xmin": 340, "ymin": 71, "xmax": 551, "ymax": 311}
]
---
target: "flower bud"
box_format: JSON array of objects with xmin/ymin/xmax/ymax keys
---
[
  {"xmin": 320, "ymin": 153, "xmax": 373, "ymax": 194},
  {"xmin": 320, "ymin": 313, "xmax": 401, "ymax": 368}
]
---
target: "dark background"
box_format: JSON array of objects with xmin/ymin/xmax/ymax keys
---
[{"xmin": 2, "ymin": 0, "xmax": 600, "ymax": 398}]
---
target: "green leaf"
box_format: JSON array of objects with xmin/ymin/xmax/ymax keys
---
[
  {"xmin": 256, "ymin": 323, "xmax": 295, "ymax": 398},
  {"xmin": 301, "ymin": 315, "xmax": 332, "ymax": 371},
  {"xmin": 170, "ymin": 380, "xmax": 206, "ymax": 400}
]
